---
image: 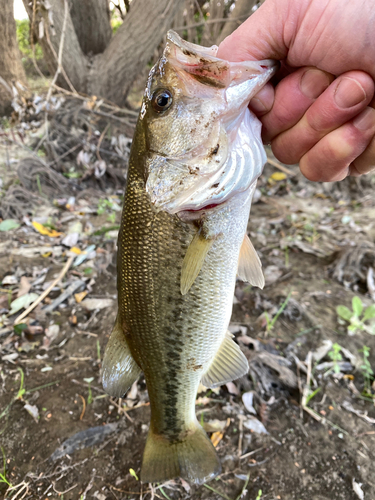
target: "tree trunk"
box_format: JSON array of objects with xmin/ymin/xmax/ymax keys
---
[
  {"xmin": 22, "ymin": 0, "xmax": 87, "ymax": 92},
  {"xmin": 216, "ymin": 0, "xmax": 256, "ymax": 45},
  {"xmin": 23, "ymin": 0, "xmax": 180, "ymax": 106},
  {"xmin": 0, "ymin": 0, "xmax": 27, "ymax": 115},
  {"xmin": 70, "ymin": 0, "xmax": 112, "ymax": 55},
  {"xmin": 89, "ymin": 0, "xmax": 181, "ymax": 104}
]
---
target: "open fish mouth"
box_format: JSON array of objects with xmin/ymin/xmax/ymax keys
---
[{"xmin": 145, "ymin": 31, "xmax": 278, "ymax": 215}]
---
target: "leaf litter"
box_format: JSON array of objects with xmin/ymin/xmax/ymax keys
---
[{"xmin": 1, "ymin": 89, "xmax": 375, "ymax": 500}]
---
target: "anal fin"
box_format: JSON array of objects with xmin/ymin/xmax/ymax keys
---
[
  {"xmin": 102, "ymin": 317, "xmax": 142, "ymax": 398},
  {"xmin": 201, "ymin": 331, "xmax": 249, "ymax": 388},
  {"xmin": 181, "ymin": 229, "xmax": 214, "ymax": 296},
  {"xmin": 237, "ymin": 234, "xmax": 264, "ymax": 289}
]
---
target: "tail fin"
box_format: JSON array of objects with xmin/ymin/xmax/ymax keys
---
[{"xmin": 141, "ymin": 424, "xmax": 221, "ymax": 485}]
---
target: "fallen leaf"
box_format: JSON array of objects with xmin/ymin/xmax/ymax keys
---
[
  {"xmin": 0, "ymin": 219, "xmax": 20, "ymax": 231},
  {"xmin": 70, "ymin": 246, "xmax": 82, "ymax": 254},
  {"xmin": 269, "ymin": 172, "xmax": 287, "ymax": 182},
  {"xmin": 74, "ymin": 244, "xmax": 96, "ymax": 266},
  {"xmin": 9, "ymin": 293, "xmax": 39, "ymax": 315},
  {"xmin": 226, "ymin": 381, "xmax": 240, "ymax": 395},
  {"xmin": 2, "ymin": 353, "xmax": 19, "ymax": 363},
  {"xmin": 210, "ymin": 418, "xmax": 230, "ymax": 447},
  {"xmin": 32, "ymin": 221, "xmax": 62, "ymax": 238},
  {"xmin": 352, "ymin": 479, "xmax": 364, "ymax": 500},
  {"xmin": 243, "ymin": 417, "xmax": 268, "ymax": 434},
  {"xmin": 17, "ymin": 276, "xmax": 31, "ymax": 297},
  {"xmin": 81, "ymin": 298, "xmax": 113, "ymax": 311},
  {"xmin": 203, "ymin": 419, "xmax": 228, "ymax": 433},
  {"xmin": 75, "ymin": 291, "xmax": 88, "ymax": 303},
  {"xmin": 24, "ymin": 404, "xmax": 39, "ymax": 423},
  {"xmin": 2, "ymin": 275, "xmax": 18, "ymax": 285},
  {"xmin": 242, "ymin": 392, "xmax": 257, "ymax": 415}
]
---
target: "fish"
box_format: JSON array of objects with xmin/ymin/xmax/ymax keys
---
[{"xmin": 102, "ymin": 30, "xmax": 277, "ymax": 485}]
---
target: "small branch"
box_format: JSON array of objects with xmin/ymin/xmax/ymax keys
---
[
  {"xmin": 174, "ymin": 14, "xmax": 250, "ymax": 31},
  {"xmin": 14, "ymin": 256, "xmax": 74, "ymax": 325},
  {"xmin": 46, "ymin": 0, "xmax": 71, "ymax": 102},
  {"xmin": 266, "ymin": 157, "xmax": 295, "ymax": 175}
]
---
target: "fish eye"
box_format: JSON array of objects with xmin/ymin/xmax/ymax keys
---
[{"xmin": 151, "ymin": 89, "xmax": 173, "ymax": 113}]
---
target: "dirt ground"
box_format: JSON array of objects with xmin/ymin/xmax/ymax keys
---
[{"xmin": 1, "ymin": 103, "xmax": 375, "ymax": 500}]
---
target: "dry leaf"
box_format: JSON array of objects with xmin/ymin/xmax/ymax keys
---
[
  {"xmin": 32, "ymin": 221, "xmax": 62, "ymax": 238},
  {"xmin": 17, "ymin": 276, "xmax": 31, "ymax": 297},
  {"xmin": 75, "ymin": 291, "xmax": 88, "ymax": 303},
  {"xmin": 226, "ymin": 381, "xmax": 240, "ymax": 395},
  {"xmin": 269, "ymin": 172, "xmax": 287, "ymax": 182}
]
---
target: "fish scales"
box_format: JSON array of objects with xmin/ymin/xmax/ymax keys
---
[
  {"xmin": 119, "ymin": 155, "xmax": 246, "ymax": 439},
  {"xmin": 102, "ymin": 30, "xmax": 278, "ymax": 485}
]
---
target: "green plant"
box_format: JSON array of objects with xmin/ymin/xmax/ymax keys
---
[
  {"xmin": 16, "ymin": 19, "xmax": 43, "ymax": 60},
  {"xmin": 256, "ymin": 491, "xmax": 262, "ymax": 500},
  {"xmin": 359, "ymin": 346, "xmax": 374, "ymax": 396},
  {"xmin": 337, "ymin": 297, "xmax": 375, "ymax": 335},
  {"xmin": 83, "ymin": 377, "xmax": 94, "ymax": 404},
  {"xmin": 97, "ymin": 198, "xmax": 121, "ymax": 223},
  {"xmin": 264, "ymin": 291, "xmax": 292, "ymax": 332},
  {"xmin": 327, "ymin": 343, "xmax": 343, "ymax": 374},
  {"xmin": 0, "ymin": 447, "xmax": 11, "ymax": 489}
]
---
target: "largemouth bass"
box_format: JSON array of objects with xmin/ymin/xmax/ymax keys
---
[{"xmin": 102, "ymin": 31, "xmax": 277, "ymax": 485}]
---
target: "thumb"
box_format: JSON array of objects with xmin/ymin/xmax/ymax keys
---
[{"xmin": 217, "ymin": 0, "xmax": 293, "ymax": 62}]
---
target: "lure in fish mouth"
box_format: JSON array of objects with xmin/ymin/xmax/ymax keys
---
[
  {"xmin": 102, "ymin": 30, "xmax": 278, "ymax": 486},
  {"xmin": 144, "ymin": 30, "xmax": 277, "ymax": 215}
]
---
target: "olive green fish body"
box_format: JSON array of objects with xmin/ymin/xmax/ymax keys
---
[
  {"xmin": 118, "ymin": 133, "xmax": 251, "ymax": 442},
  {"xmin": 102, "ymin": 30, "xmax": 277, "ymax": 484}
]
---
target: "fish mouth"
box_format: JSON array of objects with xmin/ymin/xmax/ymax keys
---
[{"xmin": 176, "ymin": 201, "xmax": 226, "ymax": 222}]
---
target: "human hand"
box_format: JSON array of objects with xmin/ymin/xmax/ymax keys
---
[{"xmin": 217, "ymin": 0, "xmax": 375, "ymax": 181}]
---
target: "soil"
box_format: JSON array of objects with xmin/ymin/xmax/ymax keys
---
[{"xmin": 1, "ymin": 141, "xmax": 375, "ymax": 500}]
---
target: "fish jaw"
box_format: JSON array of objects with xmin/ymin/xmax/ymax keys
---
[{"xmin": 144, "ymin": 30, "xmax": 277, "ymax": 215}]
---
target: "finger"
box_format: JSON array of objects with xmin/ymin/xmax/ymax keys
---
[
  {"xmin": 350, "ymin": 100, "xmax": 375, "ymax": 176},
  {"xmin": 249, "ymin": 83, "xmax": 275, "ymax": 115},
  {"xmin": 271, "ymin": 71, "xmax": 375, "ymax": 164},
  {"xmin": 252, "ymin": 67, "xmax": 334, "ymax": 140},
  {"xmin": 299, "ymin": 107, "xmax": 375, "ymax": 182},
  {"xmin": 217, "ymin": 0, "xmax": 295, "ymax": 62}
]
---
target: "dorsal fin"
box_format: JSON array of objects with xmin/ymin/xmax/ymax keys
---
[
  {"xmin": 181, "ymin": 229, "xmax": 214, "ymax": 296},
  {"xmin": 201, "ymin": 331, "xmax": 249, "ymax": 388},
  {"xmin": 102, "ymin": 318, "xmax": 142, "ymax": 398},
  {"xmin": 237, "ymin": 234, "xmax": 264, "ymax": 289}
]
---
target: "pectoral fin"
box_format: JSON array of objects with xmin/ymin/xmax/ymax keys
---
[
  {"xmin": 181, "ymin": 229, "xmax": 214, "ymax": 296},
  {"xmin": 237, "ymin": 234, "xmax": 264, "ymax": 289},
  {"xmin": 102, "ymin": 318, "xmax": 142, "ymax": 398},
  {"xmin": 201, "ymin": 331, "xmax": 249, "ymax": 388}
]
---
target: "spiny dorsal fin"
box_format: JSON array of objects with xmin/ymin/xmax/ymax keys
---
[
  {"xmin": 102, "ymin": 318, "xmax": 142, "ymax": 398},
  {"xmin": 181, "ymin": 229, "xmax": 214, "ymax": 295},
  {"xmin": 201, "ymin": 331, "xmax": 249, "ymax": 388},
  {"xmin": 237, "ymin": 234, "xmax": 264, "ymax": 289}
]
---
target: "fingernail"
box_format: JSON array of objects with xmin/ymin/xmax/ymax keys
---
[
  {"xmin": 334, "ymin": 77, "xmax": 366, "ymax": 108},
  {"xmin": 250, "ymin": 97, "xmax": 267, "ymax": 113},
  {"xmin": 300, "ymin": 69, "xmax": 331, "ymax": 99},
  {"xmin": 353, "ymin": 107, "xmax": 375, "ymax": 130}
]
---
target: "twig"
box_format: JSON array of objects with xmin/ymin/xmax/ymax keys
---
[
  {"xmin": 44, "ymin": 12, "xmax": 77, "ymax": 94},
  {"xmin": 46, "ymin": 0, "xmax": 70, "ymax": 102},
  {"xmin": 97, "ymin": 123, "xmax": 110, "ymax": 161},
  {"xmin": 266, "ymin": 157, "xmax": 295, "ymax": 175},
  {"xmin": 174, "ymin": 14, "xmax": 249, "ymax": 31},
  {"xmin": 240, "ymin": 446, "xmax": 264, "ymax": 460},
  {"xmin": 14, "ymin": 256, "xmax": 74, "ymax": 324},
  {"xmin": 237, "ymin": 415, "xmax": 245, "ymax": 457},
  {"xmin": 109, "ymin": 397, "xmax": 134, "ymax": 423},
  {"xmin": 79, "ymin": 394, "xmax": 86, "ymax": 420}
]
